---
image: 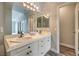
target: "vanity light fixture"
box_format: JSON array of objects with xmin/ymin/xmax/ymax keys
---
[
  {"xmin": 33, "ymin": 8, "xmax": 35, "ymax": 11},
  {"xmin": 33, "ymin": 5, "xmax": 36, "ymax": 8},
  {"xmin": 23, "ymin": 2, "xmax": 39, "ymax": 12},
  {"xmin": 23, "ymin": 2, "xmax": 26, "ymax": 7},
  {"xmin": 30, "ymin": 7, "xmax": 33, "ymax": 10},
  {"xmin": 26, "ymin": 2, "xmax": 30, "ymax": 4},
  {"xmin": 30, "ymin": 3, "xmax": 34, "ymax": 6},
  {"xmin": 26, "ymin": 5, "xmax": 30, "ymax": 8},
  {"xmin": 36, "ymin": 7, "xmax": 38, "ymax": 10}
]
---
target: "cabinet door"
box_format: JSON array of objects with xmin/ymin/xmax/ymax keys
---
[
  {"xmin": 38, "ymin": 36, "xmax": 51, "ymax": 56},
  {"xmin": 32, "ymin": 41, "xmax": 39, "ymax": 56},
  {"xmin": 45, "ymin": 36, "xmax": 51, "ymax": 51},
  {"xmin": 38, "ymin": 38, "xmax": 46, "ymax": 56},
  {"xmin": 39, "ymin": 45, "xmax": 45, "ymax": 56},
  {"xmin": 25, "ymin": 43, "xmax": 33, "ymax": 56},
  {"xmin": 10, "ymin": 45, "xmax": 27, "ymax": 55},
  {"xmin": 15, "ymin": 50, "xmax": 27, "ymax": 56}
]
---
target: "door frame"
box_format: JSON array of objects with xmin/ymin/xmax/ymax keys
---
[
  {"xmin": 75, "ymin": 3, "xmax": 79, "ymax": 56},
  {"xmin": 57, "ymin": 2, "xmax": 76, "ymax": 55}
]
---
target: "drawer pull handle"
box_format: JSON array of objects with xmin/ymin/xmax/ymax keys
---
[
  {"xmin": 27, "ymin": 52, "xmax": 29, "ymax": 54},
  {"xmin": 30, "ymin": 51, "xmax": 32, "ymax": 53},
  {"xmin": 28, "ymin": 46, "xmax": 30, "ymax": 48}
]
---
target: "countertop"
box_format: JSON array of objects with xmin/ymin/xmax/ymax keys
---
[{"xmin": 4, "ymin": 32, "xmax": 51, "ymax": 52}]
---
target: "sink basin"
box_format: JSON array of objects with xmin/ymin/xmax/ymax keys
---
[
  {"xmin": 9, "ymin": 36, "xmax": 32, "ymax": 44},
  {"xmin": 10, "ymin": 41, "xmax": 21, "ymax": 43}
]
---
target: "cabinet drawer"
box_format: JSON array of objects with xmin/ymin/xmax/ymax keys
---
[
  {"xmin": 15, "ymin": 50, "xmax": 33, "ymax": 56},
  {"xmin": 11, "ymin": 45, "xmax": 27, "ymax": 55},
  {"xmin": 45, "ymin": 36, "xmax": 51, "ymax": 51},
  {"xmin": 26, "ymin": 43, "xmax": 33, "ymax": 49},
  {"xmin": 39, "ymin": 45, "xmax": 45, "ymax": 56},
  {"xmin": 46, "ymin": 38, "xmax": 51, "ymax": 44},
  {"xmin": 39, "ymin": 38, "xmax": 45, "ymax": 45},
  {"xmin": 11, "ymin": 43, "xmax": 33, "ymax": 55},
  {"xmin": 14, "ymin": 50, "xmax": 26, "ymax": 56},
  {"xmin": 39, "ymin": 44, "xmax": 45, "ymax": 56},
  {"xmin": 26, "ymin": 50, "xmax": 33, "ymax": 56}
]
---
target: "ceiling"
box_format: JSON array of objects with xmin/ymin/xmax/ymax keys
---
[{"xmin": 5, "ymin": 2, "xmax": 64, "ymax": 16}]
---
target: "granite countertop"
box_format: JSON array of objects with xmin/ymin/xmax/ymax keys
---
[{"xmin": 4, "ymin": 32, "xmax": 51, "ymax": 52}]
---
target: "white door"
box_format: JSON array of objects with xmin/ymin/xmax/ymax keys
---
[{"xmin": 60, "ymin": 4, "xmax": 75, "ymax": 49}]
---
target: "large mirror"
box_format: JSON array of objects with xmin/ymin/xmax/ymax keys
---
[
  {"xmin": 4, "ymin": 2, "xmax": 49, "ymax": 36},
  {"xmin": 4, "ymin": 2, "xmax": 40, "ymax": 35},
  {"xmin": 37, "ymin": 16, "xmax": 49, "ymax": 28}
]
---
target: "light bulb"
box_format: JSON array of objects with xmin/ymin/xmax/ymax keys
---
[
  {"xmin": 23, "ymin": 2, "xmax": 26, "ymax": 7},
  {"xmin": 34, "ymin": 5, "xmax": 36, "ymax": 8},
  {"xmin": 33, "ymin": 9, "xmax": 35, "ymax": 11},
  {"xmin": 27, "ymin": 2, "xmax": 30, "ymax": 4},
  {"xmin": 27, "ymin": 5, "xmax": 30, "ymax": 8},
  {"xmin": 30, "ymin": 7, "xmax": 33, "ymax": 10},
  {"xmin": 36, "ymin": 7, "xmax": 38, "ymax": 10},
  {"xmin": 30, "ymin": 3, "xmax": 34, "ymax": 6}
]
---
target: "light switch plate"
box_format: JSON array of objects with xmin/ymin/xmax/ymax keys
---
[{"xmin": 0, "ymin": 26, "xmax": 3, "ymax": 33}]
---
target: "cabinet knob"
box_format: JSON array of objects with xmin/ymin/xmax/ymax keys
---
[
  {"xmin": 30, "ymin": 51, "xmax": 32, "ymax": 53},
  {"xmin": 28, "ymin": 46, "xmax": 30, "ymax": 48},
  {"xmin": 27, "ymin": 52, "xmax": 29, "ymax": 54}
]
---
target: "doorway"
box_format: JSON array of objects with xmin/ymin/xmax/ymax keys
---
[{"xmin": 59, "ymin": 3, "xmax": 76, "ymax": 56}]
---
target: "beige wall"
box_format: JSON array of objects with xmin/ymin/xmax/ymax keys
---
[
  {"xmin": 60, "ymin": 4, "xmax": 76, "ymax": 48},
  {"xmin": 0, "ymin": 2, "xmax": 5, "ymax": 55},
  {"xmin": 4, "ymin": 4, "xmax": 12, "ymax": 35},
  {"xmin": 0, "ymin": 3, "xmax": 12, "ymax": 55}
]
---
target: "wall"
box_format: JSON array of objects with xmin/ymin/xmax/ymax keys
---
[
  {"xmin": 0, "ymin": 2, "xmax": 5, "ymax": 56},
  {"xmin": 4, "ymin": 3, "xmax": 12, "ymax": 35},
  {"xmin": 60, "ymin": 4, "xmax": 76, "ymax": 48},
  {"xmin": 0, "ymin": 3, "xmax": 12, "ymax": 56}
]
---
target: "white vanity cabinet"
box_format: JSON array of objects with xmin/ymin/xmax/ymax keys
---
[
  {"xmin": 45, "ymin": 35, "xmax": 51, "ymax": 52},
  {"xmin": 38, "ymin": 35, "xmax": 51, "ymax": 56},
  {"xmin": 5, "ymin": 33, "xmax": 51, "ymax": 56},
  {"xmin": 7, "ymin": 43, "xmax": 34, "ymax": 56}
]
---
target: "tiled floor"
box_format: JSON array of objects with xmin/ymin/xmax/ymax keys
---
[
  {"xmin": 60, "ymin": 45, "xmax": 75, "ymax": 56},
  {"xmin": 0, "ymin": 45, "xmax": 5, "ymax": 56},
  {"xmin": 45, "ymin": 50, "xmax": 64, "ymax": 56}
]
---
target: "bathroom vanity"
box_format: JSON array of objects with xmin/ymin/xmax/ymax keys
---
[{"xmin": 4, "ymin": 32, "xmax": 51, "ymax": 56}]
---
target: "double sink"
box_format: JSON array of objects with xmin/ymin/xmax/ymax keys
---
[{"xmin": 7, "ymin": 32, "xmax": 49, "ymax": 46}]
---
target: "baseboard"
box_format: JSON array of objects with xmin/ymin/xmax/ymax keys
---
[
  {"xmin": 51, "ymin": 48, "xmax": 58, "ymax": 54},
  {"xmin": 60, "ymin": 43, "xmax": 75, "ymax": 49}
]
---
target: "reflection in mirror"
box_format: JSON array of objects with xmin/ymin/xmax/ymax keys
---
[
  {"xmin": 4, "ymin": 2, "xmax": 48, "ymax": 36},
  {"xmin": 12, "ymin": 10, "xmax": 28, "ymax": 35},
  {"xmin": 37, "ymin": 16, "xmax": 49, "ymax": 28}
]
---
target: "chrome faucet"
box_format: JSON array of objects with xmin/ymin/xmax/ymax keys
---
[
  {"xmin": 19, "ymin": 31, "xmax": 24, "ymax": 38},
  {"xmin": 18, "ymin": 21, "xmax": 24, "ymax": 38}
]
